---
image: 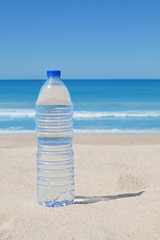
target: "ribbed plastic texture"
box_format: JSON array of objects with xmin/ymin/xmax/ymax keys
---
[{"xmin": 35, "ymin": 74, "xmax": 74, "ymax": 207}]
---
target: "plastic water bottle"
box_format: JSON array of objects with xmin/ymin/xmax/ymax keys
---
[{"xmin": 36, "ymin": 70, "xmax": 74, "ymax": 207}]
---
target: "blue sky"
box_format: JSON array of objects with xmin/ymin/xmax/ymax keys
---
[{"xmin": 0, "ymin": 0, "xmax": 160, "ymax": 79}]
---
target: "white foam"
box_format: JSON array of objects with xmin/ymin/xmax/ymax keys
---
[
  {"xmin": 1, "ymin": 109, "xmax": 160, "ymax": 119},
  {"xmin": 73, "ymin": 111, "xmax": 160, "ymax": 118},
  {"xmin": 0, "ymin": 129, "xmax": 35, "ymax": 133},
  {"xmin": 74, "ymin": 129, "xmax": 160, "ymax": 133},
  {"xmin": 0, "ymin": 108, "xmax": 35, "ymax": 118},
  {"xmin": 0, "ymin": 128, "xmax": 159, "ymax": 134}
]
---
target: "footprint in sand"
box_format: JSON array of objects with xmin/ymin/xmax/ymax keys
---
[{"xmin": 117, "ymin": 174, "xmax": 146, "ymax": 192}]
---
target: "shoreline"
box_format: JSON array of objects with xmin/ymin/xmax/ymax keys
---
[{"xmin": 0, "ymin": 133, "xmax": 160, "ymax": 148}]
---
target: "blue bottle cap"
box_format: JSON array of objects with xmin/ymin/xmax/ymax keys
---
[{"xmin": 47, "ymin": 70, "xmax": 61, "ymax": 77}]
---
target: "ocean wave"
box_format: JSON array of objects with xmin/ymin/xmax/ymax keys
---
[
  {"xmin": 0, "ymin": 129, "xmax": 35, "ymax": 133},
  {"xmin": 74, "ymin": 111, "xmax": 160, "ymax": 118},
  {"xmin": 1, "ymin": 108, "xmax": 160, "ymax": 119},
  {"xmin": 0, "ymin": 128, "xmax": 159, "ymax": 134},
  {"xmin": 74, "ymin": 129, "xmax": 160, "ymax": 133},
  {"xmin": 0, "ymin": 108, "xmax": 35, "ymax": 117}
]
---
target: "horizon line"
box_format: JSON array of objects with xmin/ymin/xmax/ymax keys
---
[{"xmin": 0, "ymin": 78, "xmax": 160, "ymax": 80}]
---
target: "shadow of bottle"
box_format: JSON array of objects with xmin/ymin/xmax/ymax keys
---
[{"xmin": 74, "ymin": 191, "xmax": 144, "ymax": 205}]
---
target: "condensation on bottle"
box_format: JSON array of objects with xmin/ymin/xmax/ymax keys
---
[{"xmin": 36, "ymin": 70, "xmax": 74, "ymax": 207}]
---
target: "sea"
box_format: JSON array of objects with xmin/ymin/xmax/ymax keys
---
[{"xmin": 0, "ymin": 79, "xmax": 160, "ymax": 133}]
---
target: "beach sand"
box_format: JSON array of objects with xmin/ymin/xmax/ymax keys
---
[{"xmin": 0, "ymin": 133, "xmax": 160, "ymax": 239}]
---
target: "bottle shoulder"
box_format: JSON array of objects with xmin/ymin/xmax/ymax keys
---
[{"xmin": 36, "ymin": 83, "xmax": 72, "ymax": 106}]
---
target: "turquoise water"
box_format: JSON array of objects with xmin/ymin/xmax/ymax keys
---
[{"xmin": 0, "ymin": 79, "xmax": 160, "ymax": 133}]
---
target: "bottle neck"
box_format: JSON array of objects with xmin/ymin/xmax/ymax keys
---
[{"xmin": 47, "ymin": 76, "xmax": 62, "ymax": 85}]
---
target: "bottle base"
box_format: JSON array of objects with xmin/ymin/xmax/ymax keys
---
[{"xmin": 38, "ymin": 199, "xmax": 74, "ymax": 208}]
